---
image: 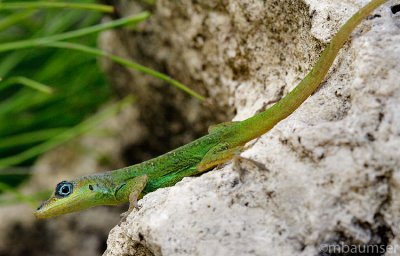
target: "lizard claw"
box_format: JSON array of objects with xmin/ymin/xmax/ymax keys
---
[{"xmin": 120, "ymin": 191, "xmax": 140, "ymax": 222}]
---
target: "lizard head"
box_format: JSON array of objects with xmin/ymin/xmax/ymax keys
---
[{"xmin": 34, "ymin": 177, "xmax": 113, "ymax": 219}]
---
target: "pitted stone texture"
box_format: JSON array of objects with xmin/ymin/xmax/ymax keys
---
[{"xmin": 104, "ymin": 0, "xmax": 399, "ymax": 256}]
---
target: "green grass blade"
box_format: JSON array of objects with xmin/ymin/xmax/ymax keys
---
[
  {"xmin": 0, "ymin": 12, "xmax": 150, "ymax": 53},
  {"xmin": 0, "ymin": 128, "xmax": 67, "ymax": 149},
  {"xmin": 0, "ymin": 76, "xmax": 54, "ymax": 94},
  {"xmin": 0, "ymin": 10, "xmax": 35, "ymax": 31},
  {"xmin": 0, "ymin": 167, "xmax": 32, "ymax": 175},
  {"xmin": 0, "ymin": 2, "xmax": 114, "ymax": 13},
  {"xmin": 0, "ymin": 51, "xmax": 29, "ymax": 77},
  {"xmin": 45, "ymin": 41, "xmax": 205, "ymax": 101},
  {"xmin": 0, "ymin": 96, "xmax": 134, "ymax": 168},
  {"xmin": 0, "ymin": 91, "xmax": 46, "ymax": 117}
]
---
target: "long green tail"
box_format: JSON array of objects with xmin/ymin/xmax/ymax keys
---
[{"xmin": 240, "ymin": 0, "xmax": 387, "ymax": 140}]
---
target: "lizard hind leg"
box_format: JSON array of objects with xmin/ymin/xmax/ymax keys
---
[{"xmin": 197, "ymin": 142, "xmax": 244, "ymax": 172}]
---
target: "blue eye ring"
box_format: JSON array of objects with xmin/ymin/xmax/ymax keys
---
[{"xmin": 55, "ymin": 181, "xmax": 73, "ymax": 197}]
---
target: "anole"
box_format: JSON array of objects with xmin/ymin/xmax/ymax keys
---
[{"xmin": 35, "ymin": 0, "xmax": 387, "ymax": 219}]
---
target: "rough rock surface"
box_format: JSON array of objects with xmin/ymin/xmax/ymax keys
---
[{"xmin": 102, "ymin": 0, "xmax": 400, "ymax": 256}]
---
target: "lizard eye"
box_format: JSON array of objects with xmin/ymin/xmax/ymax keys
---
[{"xmin": 55, "ymin": 181, "xmax": 73, "ymax": 197}]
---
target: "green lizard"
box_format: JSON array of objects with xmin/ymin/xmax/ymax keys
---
[{"xmin": 35, "ymin": 0, "xmax": 387, "ymax": 219}]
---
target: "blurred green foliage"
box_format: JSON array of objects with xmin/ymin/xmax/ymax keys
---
[
  {"xmin": 0, "ymin": 0, "xmax": 110, "ymax": 165},
  {"xmin": 0, "ymin": 1, "xmax": 198, "ymax": 205},
  {"xmin": 0, "ymin": 0, "xmax": 112, "ymax": 189}
]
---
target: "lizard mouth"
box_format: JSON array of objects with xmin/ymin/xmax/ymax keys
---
[
  {"xmin": 34, "ymin": 197, "xmax": 56, "ymax": 219},
  {"xmin": 34, "ymin": 203, "xmax": 49, "ymax": 218},
  {"xmin": 34, "ymin": 208, "xmax": 46, "ymax": 219},
  {"xmin": 34, "ymin": 204, "xmax": 57, "ymax": 219},
  {"xmin": 36, "ymin": 201, "xmax": 45, "ymax": 210}
]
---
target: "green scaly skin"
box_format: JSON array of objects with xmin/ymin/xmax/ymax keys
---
[{"xmin": 35, "ymin": 0, "xmax": 387, "ymax": 219}]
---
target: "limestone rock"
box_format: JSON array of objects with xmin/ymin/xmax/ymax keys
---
[{"xmin": 103, "ymin": 0, "xmax": 400, "ymax": 256}]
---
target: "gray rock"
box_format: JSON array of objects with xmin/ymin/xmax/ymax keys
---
[{"xmin": 103, "ymin": 0, "xmax": 400, "ymax": 256}]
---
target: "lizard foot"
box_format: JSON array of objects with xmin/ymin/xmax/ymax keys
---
[{"xmin": 120, "ymin": 191, "xmax": 140, "ymax": 222}]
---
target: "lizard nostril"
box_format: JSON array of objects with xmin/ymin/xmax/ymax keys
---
[{"xmin": 36, "ymin": 202, "xmax": 44, "ymax": 210}]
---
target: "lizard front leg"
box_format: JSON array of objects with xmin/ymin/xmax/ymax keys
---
[{"xmin": 114, "ymin": 175, "xmax": 148, "ymax": 220}]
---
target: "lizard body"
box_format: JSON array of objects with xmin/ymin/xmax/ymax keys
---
[{"xmin": 35, "ymin": 0, "xmax": 387, "ymax": 219}]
